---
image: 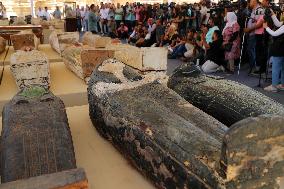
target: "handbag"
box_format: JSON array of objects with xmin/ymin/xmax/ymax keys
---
[{"xmin": 224, "ymin": 42, "xmax": 233, "ymax": 52}]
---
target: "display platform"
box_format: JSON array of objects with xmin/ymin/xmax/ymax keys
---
[{"xmin": 0, "ymin": 105, "xmax": 155, "ymax": 189}]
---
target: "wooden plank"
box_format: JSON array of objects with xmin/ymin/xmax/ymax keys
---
[
  {"xmin": 0, "ymin": 168, "xmax": 88, "ymax": 189},
  {"xmin": 0, "ymin": 25, "xmax": 42, "ymax": 30}
]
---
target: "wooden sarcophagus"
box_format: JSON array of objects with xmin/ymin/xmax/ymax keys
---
[
  {"xmin": 1, "ymin": 86, "xmax": 76, "ymax": 183},
  {"xmin": 220, "ymin": 114, "xmax": 284, "ymax": 189},
  {"xmin": 62, "ymin": 46, "xmax": 114, "ymax": 82},
  {"xmin": 88, "ymin": 59, "xmax": 284, "ymax": 189},
  {"xmin": 88, "ymin": 59, "xmax": 228, "ymax": 189},
  {"xmin": 167, "ymin": 63, "xmax": 284, "ymax": 126}
]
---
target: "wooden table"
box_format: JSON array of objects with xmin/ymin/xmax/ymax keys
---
[{"xmin": 0, "ymin": 25, "xmax": 43, "ymax": 44}]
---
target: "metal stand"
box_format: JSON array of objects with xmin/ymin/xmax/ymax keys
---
[{"xmin": 238, "ymin": 17, "xmax": 248, "ymax": 75}]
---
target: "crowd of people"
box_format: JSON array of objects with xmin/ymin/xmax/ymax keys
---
[
  {"xmin": 2, "ymin": 0, "xmax": 284, "ymax": 93},
  {"xmin": 70, "ymin": 0, "xmax": 284, "ymax": 93}
]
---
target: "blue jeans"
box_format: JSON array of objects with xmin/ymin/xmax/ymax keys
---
[
  {"xmin": 84, "ymin": 20, "xmax": 88, "ymax": 31},
  {"xmin": 271, "ymin": 56, "xmax": 284, "ymax": 86},
  {"xmin": 171, "ymin": 44, "xmax": 187, "ymax": 59},
  {"xmin": 247, "ymin": 35, "xmax": 256, "ymax": 69}
]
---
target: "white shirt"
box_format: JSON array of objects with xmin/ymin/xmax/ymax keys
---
[
  {"xmin": 80, "ymin": 10, "xmax": 85, "ymax": 18},
  {"xmin": 200, "ymin": 6, "xmax": 209, "ymax": 24},
  {"xmin": 148, "ymin": 23, "xmax": 156, "ymax": 33},
  {"xmin": 272, "ymin": 14, "xmax": 283, "ymax": 28},
  {"xmin": 100, "ymin": 8, "xmax": 109, "ymax": 19},
  {"xmin": 145, "ymin": 33, "xmax": 151, "ymax": 40},
  {"xmin": 84, "ymin": 11, "xmax": 89, "ymax": 20},
  {"xmin": 130, "ymin": 30, "xmax": 136, "ymax": 38},
  {"xmin": 37, "ymin": 10, "xmax": 45, "ymax": 17},
  {"xmin": 43, "ymin": 11, "xmax": 50, "ymax": 20},
  {"xmin": 266, "ymin": 26, "xmax": 284, "ymax": 37}
]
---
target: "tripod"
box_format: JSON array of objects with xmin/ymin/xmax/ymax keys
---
[{"xmin": 237, "ymin": 17, "xmax": 248, "ymax": 75}]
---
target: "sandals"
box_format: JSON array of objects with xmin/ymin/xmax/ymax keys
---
[{"xmin": 264, "ymin": 85, "xmax": 278, "ymax": 92}]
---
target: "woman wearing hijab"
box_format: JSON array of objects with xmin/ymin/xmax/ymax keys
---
[{"xmin": 222, "ymin": 12, "xmax": 240, "ymax": 73}]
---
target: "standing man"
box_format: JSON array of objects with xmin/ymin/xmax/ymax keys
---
[
  {"xmin": 0, "ymin": 2, "xmax": 6, "ymax": 19},
  {"xmin": 99, "ymin": 4, "xmax": 109, "ymax": 35},
  {"xmin": 43, "ymin": 7, "xmax": 51, "ymax": 20},
  {"xmin": 53, "ymin": 6, "xmax": 62, "ymax": 19},
  {"xmin": 115, "ymin": 3, "xmax": 123, "ymax": 29},
  {"xmin": 88, "ymin": 4, "xmax": 99, "ymax": 34},
  {"xmin": 244, "ymin": 0, "xmax": 266, "ymax": 74},
  {"xmin": 76, "ymin": 5, "xmax": 82, "ymax": 32},
  {"xmin": 200, "ymin": 1, "xmax": 210, "ymax": 25},
  {"xmin": 37, "ymin": 7, "xmax": 45, "ymax": 19},
  {"xmin": 83, "ymin": 6, "xmax": 89, "ymax": 32},
  {"xmin": 125, "ymin": 4, "xmax": 135, "ymax": 33}
]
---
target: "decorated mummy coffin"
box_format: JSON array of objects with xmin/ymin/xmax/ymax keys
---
[
  {"xmin": 1, "ymin": 86, "xmax": 89, "ymax": 188},
  {"xmin": 221, "ymin": 114, "xmax": 284, "ymax": 189},
  {"xmin": 82, "ymin": 32, "xmax": 112, "ymax": 48},
  {"xmin": 62, "ymin": 46, "xmax": 114, "ymax": 82},
  {"xmin": 1, "ymin": 86, "xmax": 76, "ymax": 182},
  {"xmin": 107, "ymin": 44, "xmax": 167, "ymax": 71},
  {"xmin": 10, "ymin": 50, "xmax": 50, "ymax": 89},
  {"xmin": 88, "ymin": 59, "xmax": 284, "ymax": 189},
  {"xmin": 49, "ymin": 31, "xmax": 79, "ymax": 54},
  {"xmin": 88, "ymin": 58, "xmax": 227, "ymax": 188},
  {"xmin": 168, "ymin": 63, "xmax": 284, "ymax": 126}
]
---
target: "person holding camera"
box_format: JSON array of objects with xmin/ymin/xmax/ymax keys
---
[
  {"xmin": 244, "ymin": 0, "xmax": 266, "ymax": 74},
  {"xmin": 262, "ymin": 7, "xmax": 284, "ymax": 92}
]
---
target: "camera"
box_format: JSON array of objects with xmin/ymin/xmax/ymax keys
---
[
  {"xmin": 264, "ymin": 2, "xmax": 282, "ymax": 23},
  {"xmin": 208, "ymin": 0, "xmax": 238, "ymax": 17}
]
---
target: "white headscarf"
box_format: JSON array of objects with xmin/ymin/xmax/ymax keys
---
[{"xmin": 222, "ymin": 12, "xmax": 237, "ymax": 34}]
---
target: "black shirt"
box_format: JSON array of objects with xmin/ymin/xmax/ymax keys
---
[{"xmin": 206, "ymin": 39, "xmax": 225, "ymax": 65}]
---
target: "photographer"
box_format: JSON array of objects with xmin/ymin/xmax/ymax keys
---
[
  {"xmin": 262, "ymin": 7, "xmax": 284, "ymax": 92},
  {"xmin": 244, "ymin": 0, "xmax": 266, "ymax": 74}
]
